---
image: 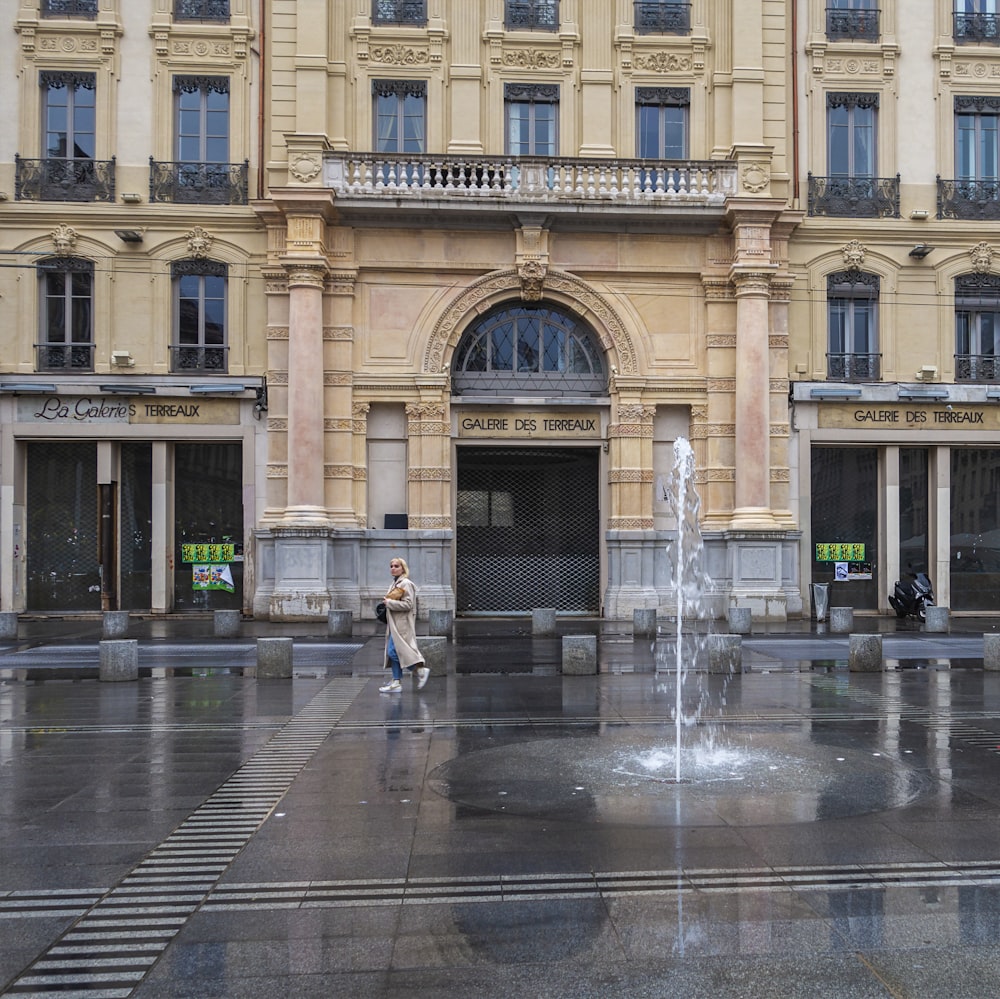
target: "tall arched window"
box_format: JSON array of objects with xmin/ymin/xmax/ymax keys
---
[{"xmin": 452, "ymin": 303, "xmax": 606, "ymax": 396}]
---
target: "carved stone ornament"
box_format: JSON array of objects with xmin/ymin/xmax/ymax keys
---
[
  {"xmin": 742, "ymin": 161, "xmax": 770, "ymax": 194},
  {"xmin": 971, "ymin": 240, "xmax": 995, "ymax": 274},
  {"xmin": 517, "ymin": 259, "xmax": 547, "ymax": 301},
  {"xmin": 186, "ymin": 226, "xmax": 214, "ymax": 259},
  {"xmin": 842, "ymin": 239, "xmax": 867, "ymax": 271},
  {"xmin": 289, "ymin": 154, "xmax": 321, "ymax": 184},
  {"xmin": 51, "ymin": 223, "xmax": 78, "ymax": 256}
]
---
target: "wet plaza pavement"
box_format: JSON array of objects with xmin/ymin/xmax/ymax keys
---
[{"xmin": 4, "ymin": 618, "xmax": 1000, "ymax": 997}]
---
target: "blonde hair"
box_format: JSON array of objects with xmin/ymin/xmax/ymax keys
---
[{"xmin": 389, "ymin": 556, "xmax": 410, "ymax": 578}]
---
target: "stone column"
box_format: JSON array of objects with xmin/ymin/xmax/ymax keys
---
[
  {"xmin": 325, "ymin": 270, "xmax": 358, "ymax": 525},
  {"xmin": 608, "ymin": 401, "xmax": 655, "ymax": 532},
  {"xmin": 406, "ymin": 401, "xmax": 450, "ymax": 531}
]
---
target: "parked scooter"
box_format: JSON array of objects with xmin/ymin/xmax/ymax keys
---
[{"xmin": 888, "ymin": 572, "xmax": 935, "ymax": 620}]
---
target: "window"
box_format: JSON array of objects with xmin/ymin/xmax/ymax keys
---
[
  {"xmin": 174, "ymin": 0, "xmax": 230, "ymax": 19},
  {"xmin": 956, "ymin": 273, "xmax": 1000, "ymax": 380},
  {"xmin": 372, "ymin": 0, "xmax": 426, "ymax": 25},
  {"xmin": 955, "ymin": 0, "xmax": 1000, "ymax": 44},
  {"xmin": 826, "ymin": 0, "xmax": 879, "ymax": 41},
  {"xmin": 41, "ymin": 0, "xmax": 97, "ymax": 16},
  {"xmin": 828, "ymin": 92, "xmax": 877, "ymax": 178},
  {"xmin": 43, "ymin": 71, "xmax": 95, "ymax": 161},
  {"xmin": 37, "ymin": 258, "xmax": 94, "ymax": 370},
  {"xmin": 172, "ymin": 260, "xmax": 227, "ymax": 372},
  {"xmin": 373, "ymin": 81, "xmax": 426, "ymax": 153},
  {"xmin": 505, "ymin": 84, "xmax": 558, "ymax": 156},
  {"xmin": 634, "ymin": 1, "xmax": 691, "ymax": 35},
  {"xmin": 827, "ymin": 270, "xmax": 879, "ymax": 381},
  {"xmin": 956, "ymin": 95, "xmax": 1000, "ymax": 179},
  {"xmin": 505, "ymin": 0, "xmax": 559, "ymax": 30},
  {"xmin": 636, "ymin": 88, "xmax": 689, "ymax": 159}
]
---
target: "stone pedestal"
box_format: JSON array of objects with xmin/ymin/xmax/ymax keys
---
[
  {"xmin": 428, "ymin": 609, "xmax": 454, "ymax": 637},
  {"xmin": 419, "ymin": 636, "xmax": 447, "ymax": 674},
  {"xmin": 830, "ymin": 607, "xmax": 854, "ymax": 634},
  {"xmin": 708, "ymin": 634, "xmax": 743, "ymax": 674},
  {"xmin": 214, "ymin": 609, "xmax": 241, "ymax": 638},
  {"xmin": 102, "ymin": 611, "xmax": 130, "ymax": 639},
  {"xmin": 561, "ymin": 634, "xmax": 597, "ymax": 675},
  {"xmin": 257, "ymin": 637, "xmax": 293, "ymax": 679},
  {"xmin": 633, "ymin": 608, "xmax": 657, "ymax": 639},
  {"xmin": 984, "ymin": 634, "xmax": 1000, "ymax": 671},
  {"xmin": 532, "ymin": 607, "xmax": 557, "ymax": 636},
  {"xmin": 99, "ymin": 639, "xmax": 138, "ymax": 682},
  {"xmin": 327, "ymin": 609, "xmax": 353, "ymax": 638},
  {"xmin": 0, "ymin": 612, "xmax": 18, "ymax": 640},
  {"xmin": 726, "ymin": 607, "xmax": 752, "ymax": 635},
  {"xmin": 925, "ymin": 606, "xmax": 950, "ymax": 633},
  {"xmin": 849, "ymin": 634, "xmax": 884, "ymax": 672}
]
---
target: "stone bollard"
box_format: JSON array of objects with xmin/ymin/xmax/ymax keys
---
[
  {"xmin": 102, "ymin": 610, "xmax": 130, "ymax": 639},
  {"xmin": 419, "ymin": 636, "xmax": 447, "ymax": 675},
  {"xmin": 633, "ymin": 608, "xmax": 657, "ymax": 639},
  {"xmin": 984, "ymin": 634, "xmax": 1000, "ymax": 671},
  {"xmin": 849, "ymin": 633, "xmax": 884, "ymax": 672},
  {"xmin": 428, "ymin": 609, "xmax": 454, "ymax": 637},
  {"xmin": 829, "ymin": 607, "xmax": 854, "ymax": 634},
  {"xmin": 726, "ymin": 607, "xmax": 752, "ymax": 635},
  {"xmin": 99, "ymin": 639, "xmax": 138, "ymax": 682},
  {"xmin": 214, "ymin": 609, "xmax": 241, "ymax": 638},
  {"xmin": 257, "ymin": 637, "xmax": 293, "ymax": 679},
  {"xmin": 924, "ymin": 605, "xmax": 950, "ymax": 633},
  {"xmin": 708, "ymin": 634, "xmax": 743, "ymax": 674},
  {"xmin": 0, "ymin": 612, "xmax": 18, "ymax": 640},
  {"xmin": 561, "ymin": 634, "xmax": 597, "ymax": 675},
  {"xmin": 327, "ymin": 609, "xmax": 353, "ymax": 638},
  {"xmin": 532, "ymin": 607, "xmax": 557, "ymax": 636}
]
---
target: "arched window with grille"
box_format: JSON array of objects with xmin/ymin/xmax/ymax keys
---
[
  {"xmin": 956, "ymin": 273, "xmax": 1000, "ymax": 381},
  {"xmin": 37, "ymin": 256, "xmax": 94, "ymax": 370},
  {"xmin": 171, "ymin": 259, "xmax": 228, "ymax": 372},
  {"xmin": 827, "ymin": 270, "xmax": 880, "ymax": 381}
]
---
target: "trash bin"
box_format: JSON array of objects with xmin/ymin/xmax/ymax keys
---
[{"xmin": 811, "ymin": 582, "xmax": 830, "ymax": 622}]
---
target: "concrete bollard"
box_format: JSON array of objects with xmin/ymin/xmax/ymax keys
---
[
  {"xmin": 561, "ymin": 634, "xmax": 597, "ymax": 675},
  {"xmin": 985, "ymin": 634, "xmax": 1000, "ymax": 671},
  {"xmin": 214, "ymin": 609, "xmax": 241, "ymax": 638},
  {"xmin": 633, "ymin": 608, "xmax": 657, "ymax": 639},
  {"xmin": 924, "ymin": 605, "xmax": 950, "ymax": 633},
  {"xmin": 257, "ymin": 637, "xmax": 293, "ymax": 679},
  {"xmin": 99, "ymin": 639, "xmax": 138, "ymax": 682},
  {"xmin": 327, "ymin": 609, "xmax": 353, "ymax": 638},
  {"xmin": 428, "ymin": 609, "xmax": 454, "ymax": 637},
  {"xmin": 708, "ymin": 634, "xmax": 743, "ymax": 674},
  {"xmin": 532, "ymin": 607, "xmax": 557, "ymax": 636},
  {"xmin": 829, "ymin": 607, "xmax": 854, "ymax": 634},
  {"xmin": 849, "ymin": 633, "xmax": 884, "ymax": 672},
  {"xmin": 0, "ymin": 612, "xmax": 18, "ymax": 640},
  {"xmin": 419, "ymin": 636, "xmax": 447, "ymax": 674},
  {"xmin": 102, "ymin": 610, "xmax": 130, "ymax": 639},
  {"xmin": 726, "ymin": 607, "xmax": 752, "ymax": 635}
]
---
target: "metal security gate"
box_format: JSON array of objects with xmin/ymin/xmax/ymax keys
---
[{"xmin": 456, "ymin": 447, "xmax": 600, "ymax": 614}]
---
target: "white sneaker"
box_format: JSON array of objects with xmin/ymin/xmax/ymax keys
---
[
  {"xmin": 416, "ymin": 666, "xmax": 430, "ymax": 690},
  {"xmin": 379, "ymin": 679, "xmax": 402, "ymax": 693}
]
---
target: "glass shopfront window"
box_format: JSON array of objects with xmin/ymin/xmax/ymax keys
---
[
  {"xmin": 951, "ymin": 448, "xmax": 1000, "ymax": 611},
  {"xmin": 899, "ymin": 448, "xmax": 929, "ymax": 578}
]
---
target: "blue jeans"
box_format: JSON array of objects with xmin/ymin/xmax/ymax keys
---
[{"xmin": 387, "ymin": 633, "xmax": 402, "ymax": 680}]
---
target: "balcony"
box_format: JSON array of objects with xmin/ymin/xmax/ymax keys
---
[
  {"xmin": 35, "ymin": 343, "xmax": 95, "ymax": 372},
  {"xmin": 372, "ymin": 0, "xmax": 426, "ymax": 24},
  {"xmin": 15, "ymin": 156, "xmax": 115, "ymax": 203},
  {"xmin": 956, "ymin": 354, "xmax": 1000, "ymax": 382},
  {"xmin": 505, "ymin": 0, "xmax": 559, "ymax": 30},
  {"xmin": 149, "ymin": 159, "xmax": 248, "ymax": 206},
  {"xmin": 169, "ymin": 345, "xmax": 228, "ymax": 373},
  {"xmin": 826, "ymin": 6, "xmax": 880, "ymax": 41},
  {"xmin": 954, "ymin": 11, "xmax": 1000, "ymax": 44},
  {"xmin": 41, "ymin": 0, "xmax": 97, "ymax": 15},
  {"xmin": 937, "ymin": 177, "xmax": 1000, "ymax": 220},
  {"xmin": 827, "ymin": 353, "xmax": 881, "ymax": 381},
  {"xmin": 807, "ymin": 173, "xmax": 900, "ymax": 218},
  {"xmin": 634, "ymin": 1, "xmax": 691, "ymax": 35},
  {"xmin": 174, "ymin": 0, "xmax": 230, "ymax": 20}
]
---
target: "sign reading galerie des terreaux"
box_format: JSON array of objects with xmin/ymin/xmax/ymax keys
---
[
  {"xmin": 818, "ymin": 403, "xmax": 1000, "ymax": 430},
  {"xmin": 457, "ymin": 409, "xmax": 601, "ymax": 439}
]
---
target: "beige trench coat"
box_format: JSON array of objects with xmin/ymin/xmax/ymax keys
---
[{"xmin": 383, "ymin": 576, "xmax": 424, "ymax": 670}]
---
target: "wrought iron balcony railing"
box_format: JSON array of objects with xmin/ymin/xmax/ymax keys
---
[
  {"xmin": 956, "ymin": 353, "xmax": 1000, "ymax": 382},
  {"xmin": 937, "ymin": 177, "xmax": 1000, "ymax": 220},
  {"xmin": 807, "ymin": 173, "xmax": 900, "ymax": 218},
  {"xmin": 329, "ymin": 154, "xmax": 737, "ymax": 207},
  {"xmin": 634, "ymin": 1, "xmax": 691, "ymax": 35},
  {"xmin": 169, "ymin": 345, "xmax": 228, "ymax": 373},
  {"xmin": 827, "ymin": 352, "xmax": 881, "ymax": 382},
  {"xmin": 35, "ymin": 343, "xmax": 95, "ymax": 371},
  {"xmin": 506, "ymin": 0, "xmax": 559, "ymax": 30},
  {"xmin": 372, "ymin": 0, "xmax": 426, "ymax": 24},
  {"xmin": 174, "ymin": 0, "xmax": 230, "ymax": 20},
  {"xmin": 41, "ymin": 0, "xmax": 97, "ymax": 16},
  {"xmin": 826, "ymin": 7, "xmax": 880, "ymax": 41},
  {"xmin": 954, "ymin": 11, "xmax": 1000, "ymax": 44},
  {"xmin": 15, "ymin": 156, "xmax": 115, "ymax": 203},
  {"xmin": 149, "ymin": 159, "xmax": 248, "ymax": 206}
]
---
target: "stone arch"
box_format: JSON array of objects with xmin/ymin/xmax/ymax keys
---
[{"xmin": 423, "ymin": 268, "xmax": 640, "ymax": 376}]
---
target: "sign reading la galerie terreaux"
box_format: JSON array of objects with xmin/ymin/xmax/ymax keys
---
[
  {"xmin": 19, "ymin": 396, "xmax": 240, "ymax": 426},
  {"xmin": 819, "ymin": 403, "xmax": 1000, "ymax": 430},
  {"xmin": 457, "ymin": 408, "xmax": 601, "ymax": 439}
]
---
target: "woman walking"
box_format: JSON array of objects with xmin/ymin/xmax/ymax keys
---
[{"xmin": 379, "ymin": 557, "xmax": 429, "ymax": 693}]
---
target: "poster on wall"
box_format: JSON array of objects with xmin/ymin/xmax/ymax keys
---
[
  {"xmin": 192, "ymin": 564, "xmax": 235, "ymax": 592},
  {"xmin": 815, "ymin": 543, "xmax": 872, "ymax": 580}
]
